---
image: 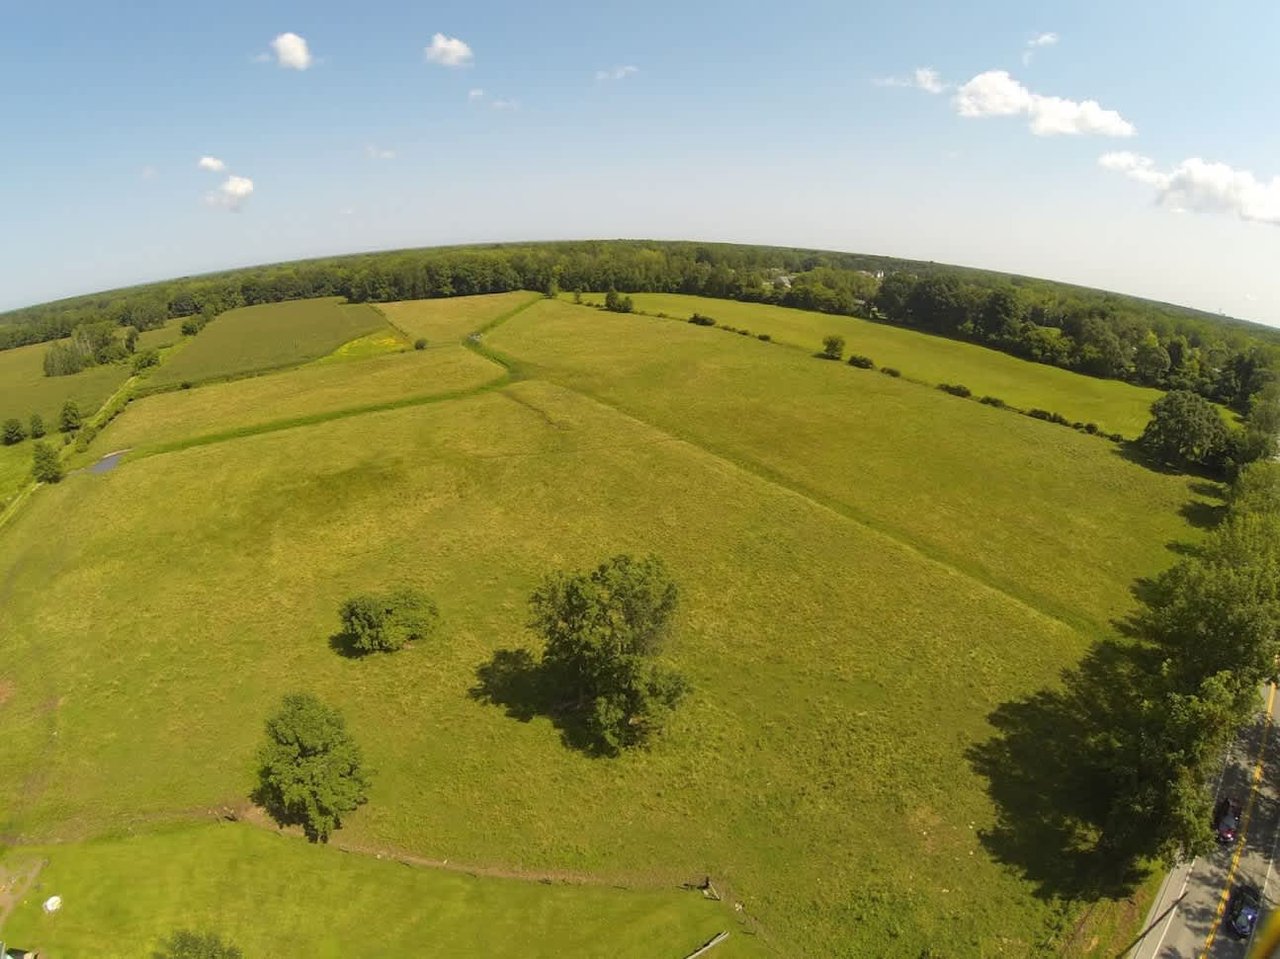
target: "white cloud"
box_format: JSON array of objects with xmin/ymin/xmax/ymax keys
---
[
  {"xmin": 468, "ymin": 88, "xmax": 485, "ymax": 100},
  {"xmin": 1022, "ymin": 31, "xmax": 1058, "ymax": 65},
  {"xmin": 366, "ymin": 144, "xmax": 396, "ymax": 160},
  {"xmin": 1100, "ymin": 153, "xmax": 1280, "ymax": 226},
  {"xmin": 873, "ymin": 66, "xmax": 947, "ymax": 93},
  {"xmin": 954, "ymin": 70, "xmax": 1135, "ymax": 136},
  {"xmin": 197, "ymin": 156, "xmax": 226, "ymax": 173},
  {"xmin": 270, "ymin": 32, "xmax": 313, "ymax": 70},
  {"xmin": 491, "ymin": 98, "xmax": 519, "ymax": 111},
  {"xmin": 425, "ymin": 33, "xmax": 473, "ymax": 67},
  {"xmin": 595, "ymin": 65, "xmax": 639, "ymax": 81},
  {"xmin": 206, "ymin": 175, "xmax": 254, "ymax": 212}
]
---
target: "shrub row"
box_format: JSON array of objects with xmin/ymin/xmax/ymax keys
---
[{"xmin": 938, "ymin": 385, "xmax": 1125, "ymax": 442}]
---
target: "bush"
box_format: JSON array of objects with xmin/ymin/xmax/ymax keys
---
[
  {"xmin": 59, "ymin": 400, "xmax": 81, "ymax": 433},
  {"xmin": 847, "ymin": 354, "xmax": 875, "ymax": 369},
  {"xmin": 1026, "ymin": 408, "xmax": 1053, "ymax": 421},
  {"xmin": 736, "ymin": 328, "xmax": 751, "ymax": 336},
  {"xmin": 180, "ymin": 381, "xmax": 193, "ymax": 390},
  {"xmin": 978, "ymin": 395, "xmax": 1007, "ymax": 408},
  {"xmin": 153, "ymin": 930, "xmax": 243, "ymax": 959},
  {"xmin": 1108, "ymin": 432, "xmax": 1125, "ymax": 443},
  {"xmin": 255, "ymin": 693, "xmax": 370, "ymax": 842},
  {"xmin": 132, "ymin": 348, "xmax": 160, "ymax": 373},
  {"xmin": 757, "ymin": 333, "xmax": 771, "ymax": 341},
  {"xmin": 1050, "ymin": 412, "xmax": 1070, "ymax": 426},
  {"xmin": 820, "ymin": 335, "xmax": 845, "ymax": 360},
  {"xmin": 687, "ymin": 313, "xmax": 717, "ymax": 327},
  {"xmin": 603, "ymin": 289, "xmax": 634, "ymax": 313},
  {"xmin": 32, "ymin": 441, "xmax": 63, "ymax": 483},
  {"xmin": 2, "ymin": 418, "xmax": 26, "ymax": 445},
  {"xmin": 1084, "ymin": 422, "xmax": 1100, "ymax": 435},
  {"xmin": 938, "ymin": 383, "xmax": 972, "ymax": 398},
  {"xmin": 339, "ymin": 587, "xmax": 439, "ymax": 653},
  {"xmin": 413, "ymin": 338, "xmax": 428, "ymax": 350},
  {"xmin": 28, "ymin": 413, "xmax": 46, "ymax": 438},
  {"xmin": 880, "ymin": 367, "xmax": 901, "ymax": 377},
  {"xmin": 718, "ymin": 324, "xmax": 735, "ymax": 332}
]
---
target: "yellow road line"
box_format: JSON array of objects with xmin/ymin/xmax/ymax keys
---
[{"xmin": 1200, "ymin": 684, "xmax": 1276, "ymax": 958}]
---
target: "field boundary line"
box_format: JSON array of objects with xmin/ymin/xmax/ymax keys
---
[{"xmin": 513, "ymin": 372, "xmax": 1102, "ymax": 639}]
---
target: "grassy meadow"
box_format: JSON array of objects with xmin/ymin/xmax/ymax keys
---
[
  {"xmin": 0, "ymin": 292, "xmax": 1212, "ymax": 956},
  {"xmin": 379, "ymin": 291, "xmax": 541, "ymax": 342},
  {"xmin": 0, "ymin": 824, "xmax": 756, "ymax": 959},
  {"xmin": 146, "ymin": 297, "xmax": 389, "ymax": 389},
  {"xmin": 0, "ymin": 338, "xmax": 129, "ymax": 426},
  {"xmin": 91, "ymin": 346, "xmax": 504, "ymax": 456},
  {"xmin": 493, "ymin": 300, "xmax": 1206, "ymax": 634},
  {"xmin": 607, "ymin": 293, "xmax": 1164, "ymax": 438}
]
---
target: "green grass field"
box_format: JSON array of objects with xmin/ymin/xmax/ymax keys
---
[
  {"xmin": 0, "ymin": 823, "xmax": 756, "ymax": 959},
  {"xmin": 92, "ymin": 345, "xmax": 504, "ymax": 456},
  {"xmin": 493, "ymin": 300, "xmax": 1203, "ymax": 633},
  {"xmin": 606, "ymin": 293, "xmax": 1164, "ymax": 438},
  {"xmin": 146, "ymin": 298, "xmax": 390, "ymax": 389},
  {"xmin": 0, "ymin": 339, "xmax": 129, "ymax": 427},
  {"xmin": 0, "ymin": 292, "xmax": 1210, "ymax": 956},
  {"xmin": 136, "ymin": 319, "xmax": 184, "ymax": 351},
  {"xmin": 379, "ymin": 291, "xmax": 541, "ymax": 342}
]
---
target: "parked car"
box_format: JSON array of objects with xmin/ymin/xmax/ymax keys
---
[
  {"xmin": 1227, "ymin": 885, "xmax": 1262, "ymax": 939},
  {"xmin": 1215, "ymin": 796, "xmax": 1243, "ymax": 844}
]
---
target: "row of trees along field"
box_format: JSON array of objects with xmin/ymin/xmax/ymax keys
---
[{"xmin": 4, "ymin": 241, "xmax": 1278, "ymax": 411}]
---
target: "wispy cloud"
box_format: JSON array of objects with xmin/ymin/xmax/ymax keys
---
[
  {"xmin": 1100, "ymin": 152, "xmax": 1280, "ymax": 225},
  {"xmin": 425, "ymin": 33, "xmax": 473, "ymax": 67},
  {"xmin": 595, "ymin": 65, "xmax": 639, "ymax": 82},
  {"xmin": 490, "ymin": 98, "xmax": 519, "ymax": 111},
  {"xmin": 140, "ymin": 165, "xmax": 158, "ymax": 180},
  {"xmin": 468, "ymin": 88, "xmax": 486, "ymax": 101},
  {"xmin": 1022, "ymin": 31, "xmax": 1058, "ymax": 65},
  {"xmin": 269, "ymin": 32, "xmax": 313, "ymax": 70},
  {"xmin": 197, "ymin": 156, "xmax": 226, "ymax": 173},
  {"xmin": 205, "ymin": 175, "xmax": 254, "ymax": 212},
  {"xmin": 954, "ymin": 70, "xmax": 1135, "ymax": 136},
  {"xmin": 873, "ymin": 67, "xmax": 947, "ymax": 94},
  {"xmin": 366, "ymin": 145, "xmax": 396, "ymax": 160}
]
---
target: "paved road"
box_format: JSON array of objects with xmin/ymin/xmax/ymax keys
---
[{"xmin": 1130, "ymin": 686, "xmax": 1280, "ymax": 959}]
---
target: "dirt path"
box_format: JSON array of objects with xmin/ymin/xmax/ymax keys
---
[{"xmin": 0, "ymin": 857, "xmax": 46, "ymax": 929}]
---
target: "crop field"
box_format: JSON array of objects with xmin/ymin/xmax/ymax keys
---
[
  {"xmin": 0, "ymin": 292, "xmax": 1211, "ymax": 956},
  {"xmin": 492, "ymin": 300, "xmax": 1205, "ymax": 633},
  {"xmin": 146, "ymin": 297, "xmax": 390, "ymax": 389},
  {"xmin": 91, "ymin": 345, "xmax": 503, "ymax": 456},
  {"xmin": 610, "ymin": 293, "xmax": 1164, "ymax": 438},
  {"xmin": 379, "ymin": 291, "xmax": 541, "ymax": 342},
  {"xmin": 0, "ymin": 824, "xmax": 753, "ymax": 959},
  {"xmin": 0, "ymin": 338, "xmax": 129, "ymax": 425}
]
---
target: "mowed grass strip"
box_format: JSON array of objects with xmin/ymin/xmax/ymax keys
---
[
  {"xmin": 612, "ymin": 292, "xmax": 1163, "ymax": 438},
  {"xmin": 379, "ymin": 291, "xmax": 542, "ymax": 342},
  {"xmin": 147, "ymin": 297, "xmax": 389, "ymax": 389},
  {"xmin": 0, "ymin": 338, "xmax": 129, "ymax": 425},
  {"xmin": 492, "ymin": 300, "xmax": 1207, "ymax": 632},
  {"xmin": 94, "ymin": 345, "xmax": 504, "ymax": 454},
  {"xmin": 0, "ymin": 823, "xmax": 760, "ymax": 959},
  {"xmin": 0, "ymin": 381, "xmax": 1092, "ymax": 955}
]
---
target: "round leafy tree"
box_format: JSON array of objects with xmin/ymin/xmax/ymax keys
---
[
  {"xmin": 255, "ymin": 693, "xmax": 370, "ymax": 842},
  {"xmin": 32, "ymin": 441, "xmax": 63, "ymax": 484}
]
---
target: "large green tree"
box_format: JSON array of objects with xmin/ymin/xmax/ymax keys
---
[
  {"xmin": 255, "ymin": 693, "xmax": 370, "ymax": 842},
  {"xmin": 59, "ymin": 399, "xmax": 82, "ymax": 433},
  {"xmin": 1138, "ymin": 390, "xmax": 1231, "ymax": 470},
  {"xmin": 32, "ymin": 441, "xmax": 63, "ymax": 484},
  {"xmin": 529, "ymin": 554, "xmax": 688, "ymax": 754}
]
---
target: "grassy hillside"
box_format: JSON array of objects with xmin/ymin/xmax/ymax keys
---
[
  {"xmin": 0, "ymin": 824, "xmax": 756, "ymax": 959},
  {"xmin": 0, "ymin": 292, "xmax": 1212, "ymax": 955},
  {"xmin": 613, "ymin": 293, "xmax": 1163, "ymax": 438},
  {"xmin": 147, "ymin": 298, "xmax": 389, "ymax": 389},
  {"xmin": 0, "ymin": 339, "xmax": 128, "ymax": 426},
  {"xmin": 491, "ymin": 300, "xmax": 1205, "ymax": 633},
  {"xmin": 93, "ymin": 346, "xmax": 504, "ymax": 455},
  {"xmin": 379, "ymin": 291, "xmax": 541, "ymax": 342}
]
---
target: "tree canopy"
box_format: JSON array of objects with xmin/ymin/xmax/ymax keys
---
[
  {"xmin": 255, "ymin": 693, "xmax": 370, "ymax": 842},
  {"xmin": 529, "ymin": 554, "xmax": 687, "ymax": 754},
  {"xmin": 338, "ymin": 587, "xmax": 439, "ymax": 654},
  {"xmin": 1138, "ymin": 390, "xmax": 1232, "ymax": 471}
]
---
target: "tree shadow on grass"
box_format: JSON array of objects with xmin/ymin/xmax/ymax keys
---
[
  {"xmin": 468, "ymin": 649, "xmax": 606, "ymax": 756},
  {"xmin": 967, "ymin": 639, "xmax": 1162, "ymax": 900},
  {"xmin": 327, "ymin": 631, "xmax": 371, "ymax": 659}
]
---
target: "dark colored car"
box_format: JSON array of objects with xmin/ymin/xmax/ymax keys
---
[
  {"xmin": 1227, "ymin": 884, "xmax": 1262, "ymax": 939},
  {"xmin": 1215, "ymin": 796, "xmax": 1243, "ymax": 844}
]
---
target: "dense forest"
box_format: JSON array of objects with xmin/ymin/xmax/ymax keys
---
[{"xmin": 3, "ymin": 240, "xmax": 1278, "ymax": 416}]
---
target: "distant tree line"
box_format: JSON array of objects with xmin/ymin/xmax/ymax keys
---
[{"xmin": 3, "ymin": 241, "xmax": 1277, "ymax": 412}]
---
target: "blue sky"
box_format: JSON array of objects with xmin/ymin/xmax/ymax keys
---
[{"xmin": 3, "ymin": 0, "xmax": 1279, "ymax": 323}]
